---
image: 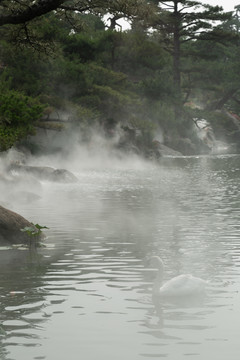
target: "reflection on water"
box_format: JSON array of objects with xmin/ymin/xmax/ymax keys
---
[{"xmin": 1, "ymin": 155, "xmax": 240, "ymax": 359}]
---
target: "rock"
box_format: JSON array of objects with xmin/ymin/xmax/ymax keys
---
[
  {"xmin": 0, "ymin": 206, "xmax": 44, "ymax": 245},
  {"xmin": 9, "ymin": 164, "xmax": 78, "ymax": 183},
  {"xmin": 51, "ymin": 168, "xmax": 78, "ymax": 183},
  {"xmin": 176, "ymin": 138, "xmax": 197, "ymax": 155},
  {"xmin": 157, "ymin": 143, "xmax": 183, "ymax": 157}
]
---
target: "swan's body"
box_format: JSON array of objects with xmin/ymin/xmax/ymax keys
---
[{"xmin": 150, "ymin": 256, "xmax": 206, "ymax": 298}]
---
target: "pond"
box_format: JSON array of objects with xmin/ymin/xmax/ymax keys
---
[{"xmin": 1, "ymin": 154, "xmax": 240, "ymax": 360}]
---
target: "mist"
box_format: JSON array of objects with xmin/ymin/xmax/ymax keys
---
[
  {"xmin": 28, "ymin": 126, "xmax": 152, "ymax": 171},
  {"xmin": 1, "ymin": 2, "xmax": 240, "ymax": 359},
  {"xmin": 0, "ymin": 123, "xmax": 155, "ymax": 213},
  {"xmin": 2, "ymin": 136, "xmax": 240, "ymax": 360}
]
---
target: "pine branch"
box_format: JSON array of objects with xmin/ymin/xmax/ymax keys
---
[{"xmin": 0, "ymin": 0, "xmax": 66, "ymax": 26}]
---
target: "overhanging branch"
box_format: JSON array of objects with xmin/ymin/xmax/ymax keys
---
[{"xmin": 0, "ymin": 0, "xmax": 66, "ymax": 26}]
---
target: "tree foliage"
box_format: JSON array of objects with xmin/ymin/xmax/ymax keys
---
[
  {"xmin": 0, "ymin": 73, "xmax": 44, "ymax": 150},
  {"xmin": 0, "ymin": 0, "xmax": 155, "ymax": 26},
  {"xmin": 147, "ymin": 0, "xmax": 232, "ymax": 112},
  {"xmin": 0, "ymin": 1, "xmax": 240, "ymax": 153}
]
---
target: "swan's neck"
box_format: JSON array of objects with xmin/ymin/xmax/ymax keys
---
[{"xmin": 152, "ymin": 268, "xmax": 163, "ymax": 294}]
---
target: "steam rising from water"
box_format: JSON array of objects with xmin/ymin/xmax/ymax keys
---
[
  {"xmin": 1, "ymin": 128, "xmax": 240, "ymax": 360},
  {"xmin": 0, "ymin": 127, "xmax": 155, "ymax": 211},
  {"xmin": 28, "ymin": 125, "xmax": 155, "ymax": 171}
]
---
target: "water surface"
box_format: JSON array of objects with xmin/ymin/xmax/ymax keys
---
[{"xmin": 1, "ymin": 155, "xmax": 240, "ymax": 360}]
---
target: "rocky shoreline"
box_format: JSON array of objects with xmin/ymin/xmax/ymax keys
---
[{"xmin": 1, "ymin": 107, "xmax": 240, "ymax": 245}]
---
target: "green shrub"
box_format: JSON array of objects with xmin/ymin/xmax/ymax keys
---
[
  {"xmin": 0, "ymin": 89, "xmax": 45, "ymax": 150},
  {"xmin": 0, "ymin": 90, "xmax": 44, "ymax": 126}
]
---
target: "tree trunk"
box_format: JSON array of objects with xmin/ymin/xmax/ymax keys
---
[
  {"xmin": 173, "ymin": 0, "xmax": 182, "ymax": 120},
  {"xmin": 173, "ymin": 8, "xmax": 181, "ymax": 92}
]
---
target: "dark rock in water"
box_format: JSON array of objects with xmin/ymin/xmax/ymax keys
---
[
  {"xmin": 51, "ymin": 168, "xmax": 78, "ymax": 183},
  {"xmin": 176, "ymin": 138, "xmax": 197, "ymax": 155},
  {"xmin": 0, "ymin": 206, "xmax": 43, "ymax": 245},
  {"xmin": 9, "ymin": 164, "xmax": 78, "ymax": 183},
  {"xmin": 157, "ymin": 143, "xmax": 183, "ymax": 157}
]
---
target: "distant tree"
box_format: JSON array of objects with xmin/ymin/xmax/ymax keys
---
[
  {"xmin": 182, "ymin": 4, "xmax": 240, "ymax": 112},
  {"xmin": 0, "ymin": 0, "xmax": 157, "ymax": 54},
  {"xmin": 147, "ymin": 1, "xmax": 232, "ymax": 117}
]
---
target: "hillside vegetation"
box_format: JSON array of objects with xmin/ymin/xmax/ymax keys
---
[{"xmin": 1, "ymin": 1, "xmax": 240, "ymax": 155}]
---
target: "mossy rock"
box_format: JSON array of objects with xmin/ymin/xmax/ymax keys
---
[{"xmin": 0, "ymin": 206, "xmax": 45, "ymax": 245}]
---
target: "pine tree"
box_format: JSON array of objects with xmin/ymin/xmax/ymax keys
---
[{"xmin": 148, "ymin": 1, "xmax": 231, "ymax": 118}]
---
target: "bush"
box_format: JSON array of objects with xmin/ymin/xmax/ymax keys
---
[
  {"xmin": 0, "ymin": 89, "xmax": 45, "ymax": 150},
  {"xmin": 0, "ymin": 90, "xmax": 44, "ymax": 126}
]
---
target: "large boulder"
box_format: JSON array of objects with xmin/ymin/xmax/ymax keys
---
[
  {"xmin": 9, "ymin": 164, "xmax": 78, "ymax": 183},
  {"xmin": 0, "ymin": 206, "xmax": 43, "ymax": 245}
]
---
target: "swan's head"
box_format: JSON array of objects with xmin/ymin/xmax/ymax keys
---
[{"xmin": 149, "ymin": 256, "xmax": 164, "ymax": 271}]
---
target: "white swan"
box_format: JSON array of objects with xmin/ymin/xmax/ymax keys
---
[{"xmin": 149, "ymin": 256, "xmax": 207, "ymax": 298}]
